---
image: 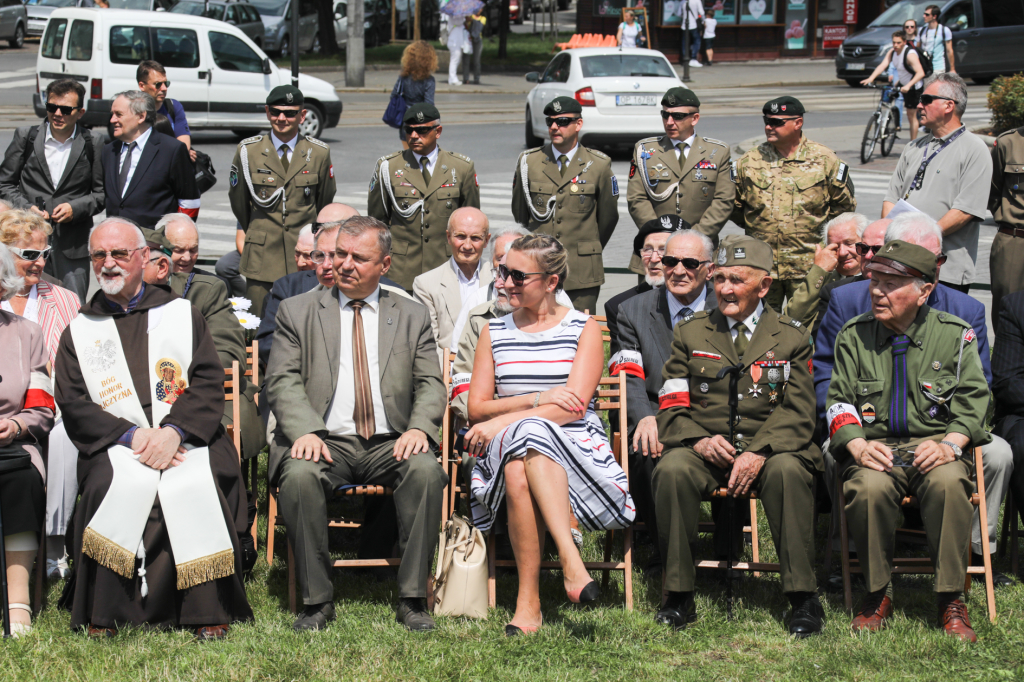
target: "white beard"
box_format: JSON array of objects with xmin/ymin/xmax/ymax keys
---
[
  {"xmin": 645, "ymin": 274, "xmax": 666, "ymax": 288},
  {"xmin": 493, "ymin": 295, "xmax": 515, "ymax": 316},
  {"xmin": 98, "ymin": 266, "xmax": 127, "ymax": 296}
]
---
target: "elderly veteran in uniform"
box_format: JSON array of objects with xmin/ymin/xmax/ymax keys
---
[
  {"xmin": 732, "ymin": 96, "xmax": 856, "ymax": 312},
  {"xmin": 511, "ymin": 96, "xmax": 619, "ymax": 315},
  {"xmin": 228, "ymin": 85, "xmax": 337, "ymax": 317},
  {"xmin": 367, "ymin": 103, "xmax": 480, "ymax": 292},
  {"xmin": 826, "ymin": 240, "xmax": 988, "ymax": 642},
  {"xmin": 412, "ymin": 206, "xmax": 492, "ymax": 353},
  {"xmin": 626, "ymin": 87, "xmax": 734, "ymax": 276},
  {"xmin": 654, "ymin": 235, "xmax": 824, "ymax": 637},
  {"xmin": 54, "ymin": 217, "xmax": 252, "ymax": 639}
]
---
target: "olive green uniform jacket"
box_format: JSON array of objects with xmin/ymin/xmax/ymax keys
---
[
  {"xmin": 511, "ymin": 144, "xmax": 618, "ymax": 291},
  {"xmin": 228, "ymin": 134, "xmax": 336, "ymax": 284},
  {"xmin": 987, "ymin": 127, "xmax": 1024, "ymax": 330},
  {"xmin": 367, "ymin": 148, "xmax": 480, "ymax": 291},
  {"xmin": 626, "ymin": 134, "xmax": 735, "ymax": 274},
  {"xmin": 732, "ymin": 137, "xmax": 856, "ymax": 281},
  {"xmin": 782, "ymin": 263, "xmax": 838, "ymax": 330}
]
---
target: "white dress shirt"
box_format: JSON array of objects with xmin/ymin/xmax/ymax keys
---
[
  {"xmin": 118, "ymin": 126, "xmax": 152, "ymax": 197},
  {"xmin": 449, "ymin": 257, "xmax": 482, "ymax": 308},
  {"xmin": 270, "ymin": 131, "xmax": 298, "ymax": 165},
  {"xmin": 672, "ymin": 133, "xmax": 696, "ymax": 165},
  {"xmin": 325, "ymin": 287, "xmax": 394, "ymax": 437},
  {"xmin": 43, "ymin": 123, "xmax": 76, "ymax": 187},
  {"xmin": 0, "ymin": 284, "xmax": 38, "ymax": 323},
  {"xmin": 726, "ymin": 301, "xmax": 764, "ymax": 345},
  {"xmin": 553, "ymin": 143, "xmax": 578, "ymax": 173},
  {"xmin": 413, "ymin": 146, "xmax": 440, "ymax": 179},
  {"xmin": 667, "ymin": 283, "xmax": 708, "ymax": 327}
]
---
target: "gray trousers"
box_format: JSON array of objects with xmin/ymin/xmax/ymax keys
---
[
  {"xmin": 214, "ymin": 249, "xmax": 247, "ymax": 298},
  {"xmin": 47, "ymin": 251, "xmax": 89, "ymax": 304},
  {"xmin": 277, "ymin": 434, "xmax": 448, "ymax": 605},
  {"xmin": 462, "ymin": 37, "xmax": 482, "ymax": 83},
  {"xmin": 44, "ymin": 418, "xmax": 78, "ymax": 537}
]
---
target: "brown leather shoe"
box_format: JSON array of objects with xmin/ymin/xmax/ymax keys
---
[
  {"xmin": 938, "ymin": 599, "xmax": 977, "ymax": 643},
  {"xmin": 851, "ymin": 592, "xmax": 893, "ymax": 633},
  {"xmin": 87, "ymin": 624, "xmax": 117, "ymax": 638},
  {"xmin": 195, "ymin": 624, "xmax": 230, "ymax": 641}
]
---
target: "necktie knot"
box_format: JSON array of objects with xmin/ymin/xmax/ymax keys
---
[
  {"xmin": 558, "ymin": 154, "xmax": 569, "ymax": 177},
  {"xmin": 350, "ymin": 299, "xmax": 365, "ymax": 311},
  {"xmin": 890, "ymin": 334, "xmax": 911, "ymax": 356},
  {"xmin": 279, "ymin": 143, "xmax": 290, "ymax": 171},
  {"xmin": 733, "ymin": 321, "xmax": 749, "ymax": 357},
  {"xmin": 420, "ymin": 157, "xmax": 431, "ymax": 184}
]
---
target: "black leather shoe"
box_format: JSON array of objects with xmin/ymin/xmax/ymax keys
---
[
  {"xmin": 655, "ymin": 591, "xmax": 696, "ymax": 631},
  {"xmin": 396, "ymin": 597, "xmax": 436, "ymax": 631},
  {"xmin": 293, "ymin": 601, "xmax": 336, "ymax": 632},
  {"xmin": 971, "ymin": 553, "xmax": 1015, "ymax": 588},
  {"xmin": 788, "ymin": 592, "xmax": 825, "ymax": 639},
  {"xmin": 824, "ymin": 568, "xmax": 864, "ymax": 593},
  {"xmin": 240, "ymin": 534, "xmax": 258, "ymax": 576}
]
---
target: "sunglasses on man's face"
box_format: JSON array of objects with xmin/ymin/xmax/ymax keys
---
[
  {"xmin": 661, "ymin": 110, "xmax": 697, "ymax": 121},
  {"xmin": 150, "ymin": 80, "xmax": 171, "ymax": 89},
  {"xmin": 268, "ymin": 107, "xmax": 301, "ymax": 118},
  {"xmin": 45, "ymin": 103, "xmax": 79, "ymax": 116},
  {"xmin": 764, "ymin": 116, "xmax": 800, "ymax": 128},
  {"xmin": 855, "ymin": 242, "xmax": 883, "ymax": 256},
  {"xmin": 545, "ymin": 116, "xmax": 578, "ymax": 128},
  {"xmin": 498, "ymin": 264, "xmax": 547, "ymax": 285},
  {"xmin": 661, "ymin": 255, "xmax": 709, "ymax": 270},
  {"xmin": 403, "ymin": 124, "xmax": 438, "ymax": 137},
  {"xmin": 919, "ymin": 94, "xmax": 956, "ymax": 106},
  {"xmin": 9, "ymin": 246, "xmax": 51, "ymax": 262}
]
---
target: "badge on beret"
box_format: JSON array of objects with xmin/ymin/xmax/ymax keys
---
[
  {"xmin": 286, "ymin": 92, "xmax": 294, "ymax": 104},
  {"xmin": 416, "ymin": 111, "xmax": 425, "ymax": 123},
  {"xmin": 734, "ymin": 247, "xmax": 746, "ymax": 259},
  {"xmin": 553, "ymin": 100, "xmax": 562, "ymax": 113},
  {"xmin": 781, "ymin": 104, "xmax": 787, "ymax": 111},
  {"xmin": 771, "ymin": 102, "xmax": 779, "ymax": 113}
]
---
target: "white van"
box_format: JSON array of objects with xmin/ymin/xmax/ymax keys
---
[{"xmin": 34, "ymin": 8, "xmax": 343, "ymax": 138}]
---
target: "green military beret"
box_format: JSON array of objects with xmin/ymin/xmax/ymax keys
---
[
  {"xmin": 662, "ymin": 86, "xmax": 700, "ymax": 108},
  {"xmin": 762, "ymin": 96, "xmax": 805, "ymax": 116},
  {"xmin": 140, "ymin": 227, "xmax": 172, "ymax": 257},
  {"xmin": 404, "ymin": 103, "xmax": 441, "ymax": 124},
  {"xmin": 543, "ymin": 96, "xmax": 582, "ymax": 116},
  {"xmin": 864, "ymin": 240, "xmax": 938, "ymax": 283},
  {"xmin": 266, "ymin": 85, "xmax": 304, "ymax": 107},
  {"xmin": 715, "ymin": 235, "xmax": 773, "ymax": 273}
]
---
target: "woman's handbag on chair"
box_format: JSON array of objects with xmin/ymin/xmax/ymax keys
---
[
  {"xmin": 382, "ymin": 77, "xmax": 408, "ymax": 129},
  {"xmin": 432, "ymin": 514, "xmax": 488, "ymax": 618}
]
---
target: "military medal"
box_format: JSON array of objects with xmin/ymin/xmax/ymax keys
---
[
  {"xmin": 699, "ymin": 383, "xmax": 709, "ymax": 393},
  {"xmin": 750, "ymin": 365, "xmax": 762, "ymax": 383},
  {"xmin": 748, "ymin": 385, "xmax": 762, "ymax": 398},
  {"xmin": 395, "ymin": 169, "xmax": 404, "ymax": 178},
  {"xmin": 570, "ymin": 184, "xmax": 579, "ymax": 193},
  {"xmin": 766, "ymin": 351, "xmax": 774, "ymax": 360},
  {"xmin": 701, "ymin": 185, "xmax": 709, "ymax": 197},
  {"xmin": 932, "ymin": 361, "xmax": 942, "ymax": 370},
  {"xmin": 446, "ymin": 201, "xmax": 453, "ymax": 208},
  {"xmin": 861, "ymin": 403, "xmax": 876, "ymax": 423},
  {"xmin": 767, "ymin": 367, "xmax": 782, "ymax": 384},
  {"xmin": 769, "ymin": 391, "xmax": 779, "ymax": 403}
]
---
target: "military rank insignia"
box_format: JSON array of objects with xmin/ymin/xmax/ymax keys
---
[
  {"xmin": 611, "ymin": 176, "xmax": 619, "ymax": 196},
  {"xmin": 696, "ymin": 160, "xmax": 717, "ymax": 170},
  {"xmin": 836, "ymin": 162, "xmax": 848, "ymax": 184}
]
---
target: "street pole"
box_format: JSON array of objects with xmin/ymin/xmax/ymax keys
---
[
  {"xmin": 347, "ymin": 0, "xmax": 366, "ymax": 87},
  {"xmin": 290, "ymin": 0, "xmax": 299, "ymax": 87},
  {"xmin": 681, "ymin": 1, "xmax": 690, "ymax": 82}
]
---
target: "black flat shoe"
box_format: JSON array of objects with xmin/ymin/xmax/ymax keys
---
[
  {"xmin": 396, "ymin": 597, "xmax": 436, "ymax": 631},
  {"xmin": 567, "ymin": 580, "xmax": 599, "ymax": 605},
  {"xmin": 293, "ymin": 602, "xmax": 336, "ymax": 632},
  {"xmin": 788, "ymin": 592, "xmax": 825, "ymax": 639},
  {"xmin": 505, "ymin": 623, "xmax": 539, "ymax": 637},
  {"xmin": 655, "ymin": 591, "xmax": 696, "ymax": 631}
]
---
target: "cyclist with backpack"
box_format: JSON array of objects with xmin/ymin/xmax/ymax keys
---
[
  {"xmin": 861, "ymin": 30, "xmax": 926, "ymax": 140},
  {"xmin": 920, "ymin": 5, "xmax": 955, "ymax": 74}
]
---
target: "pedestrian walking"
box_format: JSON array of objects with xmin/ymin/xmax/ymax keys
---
[{"xmin": 394, "ymin": 41, "xmax": 438, "ymax": 149}]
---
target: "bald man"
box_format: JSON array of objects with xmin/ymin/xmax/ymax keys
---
[{"xmin": 155, "ymin": 213, "xmax": 237, "ymax": 296}]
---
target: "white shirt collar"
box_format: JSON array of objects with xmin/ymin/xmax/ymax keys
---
[
  {"xmin": 270, "ymin": 130, "xmax": 299, "ymax": 153},
  {"xmin": 45, "ymin": 122, "xmax": 77, "ymax": 144},
  {"xmin": 672, "ymin": 133, "xmax": 696, "ymax": 150},
  {"xmin": 727, "ymin": 301, "xmax": 764, "ymax": 332},
  {"xmin": 125, "ymin": 125, "xmax": 152, "ymax": 151},
  {"xmin": 337, "ymin": 285, "xmax": 381, "ymax": 311},
  {"xmin": 449, "ymin": 256, "xmax": 480, "ymax": 285},
  {"xmin": 667, "ymin": 283, "xmax": 708, "ymax": 321},
  {"xmin": 552, "ymin": 143, "xmax": 578, "ymax": 165},
  {"xmin": 414, "ymin": 145, "xmax": 440, "ymax": 170}
]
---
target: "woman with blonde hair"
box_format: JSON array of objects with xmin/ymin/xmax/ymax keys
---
[
  {"xmin": 465, "ymin": 235, "xmax": 634, "ymax": 636},
  {"xmin": 393, "ymin": 40, "xmax": 437, "ymax": 148}
]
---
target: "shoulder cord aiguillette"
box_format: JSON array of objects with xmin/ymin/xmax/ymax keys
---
[
  {"xmin": 635, "ymin": 142, "xmax": 681, "ymax": 202},
  {"xmin": 379, "ymin": 156, "xmax": 424, "ymax": 226},
  {"xmin": 240, "ymin": 144, "xmax": 286, "ymax": 212}
]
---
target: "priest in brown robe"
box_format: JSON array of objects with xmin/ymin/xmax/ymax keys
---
[{"xmin": 55, "ymin": 217, "xmax": 253, "ymax": 638}]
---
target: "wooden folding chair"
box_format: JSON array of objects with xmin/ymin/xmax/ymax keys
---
[
  {"xmin": 223, "ymin": 361, "xmax": 242, "ymax": 462},
  {"xmin": 836, "ymin": 446, "xmax": 997, "ymax": 622},
  {"xmin": 243, "ymin": 342, "xmax": 259, "ymax": 551}
]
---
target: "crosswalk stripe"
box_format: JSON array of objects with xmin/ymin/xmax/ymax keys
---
[{"xmin": 0, "ymin": 79, "xmax": 37, "ymax": 91}]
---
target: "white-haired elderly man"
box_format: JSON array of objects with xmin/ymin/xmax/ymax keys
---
[
  {"xmin": 293, "ymin": 224, "xmax": 317, "ymax": 272},
  {"xmin": 816, "ymin": 212, "xmax": 1015, "ymax": 588},
  {"xmin": 154, "ymin": 213, "xmax": 236, "ymax": 296},
  {"xmin": 54, "ymin": 217, "xmax": 252, "ymax": 638}
]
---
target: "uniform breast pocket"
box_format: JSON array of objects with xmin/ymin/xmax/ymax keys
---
[
  {"xmin": 855, "ymin": 379, "xmax": 887, "ymax": 425},
  {"xmin": 745, "ymin": 171, "xmax": 773, "ymax": 210},
  {"xmin": 692, "ymin": 171, "xmax": 718, "ymax": 201},
  {"xmin": 531, "ymin": 183, "xmax": 554, "ymax": 208},
  {"xmin": 568, "ymin": 185, "xmax": 596, "ymax": 214},
  {"xmin": 1003, "ymin": 162, "xmax": 1024, "ymax": 195},
  {"xmin": 437, "ymin": 186, "xmax": 461, "ymax": 217},
  {"xmin": 920, "ymin": 375, "xmax": 958, "ymax": 422},
  {"xmin": 793, "ymin": 172, "xmax": 828, "ymax": 214},
  {"xmin": 295, "ymin": 174, "xmax": 319, "ymax": 206}
]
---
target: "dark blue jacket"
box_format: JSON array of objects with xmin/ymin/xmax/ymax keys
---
[
  {"xmin": 813, "ymin": 279, "xmax": 991, "ymax": 424},
  {"xmin": 101, "ymin": 131, "xmax": 198, "ymax": 229}
]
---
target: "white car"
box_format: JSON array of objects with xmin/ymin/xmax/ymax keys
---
[{"xmin": 524, "ymin": 47, "xmax": 685, "ymax": 149}]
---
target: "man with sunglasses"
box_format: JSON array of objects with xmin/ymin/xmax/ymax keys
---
[
  {"xmin": 732, "ymin": 96, "xmax": 856, "ymax": 312},
  {"xmin": 826, "ymin": 240, "xmax": 987, "ymax": 641},
  {"xmin": 229, "ymin": 85, "xmax": 337, "ymax": 318},
  {"xmin": 137, "ymin": 60, "xmax": 196, "ymax": 164},
  {"xmin": 627, "ymin": 88, "xmax": 733, "ymax": 277},
  {"xmin": 511, "ymin": 96, "xmax": 618, "ymax": 315},
  {"xmin": 367, "ymin": 103, "xmax": 480, "ymax": 292},
  {"xmin": 813, "ymin": 217, "xmax": 889, "ymax": 337},
  {"xmin": 0, "ymin": 78, "xmax": 103, "ymax": 302},
  {"xmin": 920, "ymin": 5, "xmax": 954, "ymax": 75}
]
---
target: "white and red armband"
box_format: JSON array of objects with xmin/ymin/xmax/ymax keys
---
[
  {"xmin": 826, "ymin": 402, "xmax": 861, "ymax": 439},
  {"xmin": 450, "ymin": 372, "xmax": 471, "ymax": 401},
  {"xmin": 608, "ymin": 350, "xmax": 644, "ymax": 379},
  {"xmin": 658, "ymin": 378, "xmax": 690, "ymax": 409},
  {"xmin": 178, "ymin": 198, "xmax": 200, "ymax": 220},
  {"xmin": 25, "ymin": 370, "xmax": 55, "ymax": 412}
]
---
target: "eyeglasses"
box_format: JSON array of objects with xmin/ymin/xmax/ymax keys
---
[
  {"xmin": 661, "ymin": 110, "xmax": 697, "ymax": 121},
  {"xmin": 763, "ymin": 116, "xmax": 801, "ymax": 127},
  {"xmin": 45, "ymin": 103, "xmax": 79, "ymax": 116},
  {"xmin": 855, "ymin": 242, "xmax": 883, "ymax": 256},
  {"xmin": 88, "ymin": 247, "xmax": 143, "ymax": 264},
  {"xmin": 150, "ymin": 80, "xmax": 171, "ymax": 89},
  {"xmin": 268, "ymin": 107, "xmax": 301, "ymax": 118},
  {"xmin": 498, "ymin": 264, "xmax": 547, "ymax": 285},
  {"xmin": 545, "ymin": 116, "xmax": 579, "ymax": 128},
  {"xmin": 311, "ymin": 250, "xmax": 336, "ymax": 264},
  {"xmin": 919, "ymin": 94, "xmax": 957, "ymax": 106},
  {"xmin": 8, "ymin": 246, "xmax": 51, "ymax": 261},
  {"xmin": 923, "ymin": 11, "xmax": 934, "ymax": 17},
  {"xmin": 903, "ymin": 23, "xmax": 916, "ymax": 29},
  {"xmin": 661, "ymin": 255, "xmax": 710, "ymax": 270},
  {"xmin": 640, "ymin": 246, "xmax": 666, "ymax": 257},
  {"xmin": 403, "ymin": 124, "xmax": 439, "ymax": 137},
  {"xmin": 890, "ymin": 444, "xmax": 918, "ymax": 468}
]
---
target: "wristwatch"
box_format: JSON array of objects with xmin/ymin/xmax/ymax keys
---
[{"xmin": 940, "ymin": 440, "xmax": 964, "ymax": 460}]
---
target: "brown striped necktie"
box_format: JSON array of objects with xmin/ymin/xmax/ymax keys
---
[{"xmin": 350, "ymin": 300, "xmax": 375, "ymax": 439}]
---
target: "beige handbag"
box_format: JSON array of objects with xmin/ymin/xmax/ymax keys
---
[{"xmin": 432, "ymin": 514, "xmax": 488, "ymax": 619}]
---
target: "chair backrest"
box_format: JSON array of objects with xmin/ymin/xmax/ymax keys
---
[
  {"xmin": 223, "ymin": 361, "xmax": 241, "ymax": 463},
  {"xmin": 590, "ymin": 314, "xmax": 611, "ymax": 343},
  {"xmin": 246, "ymin": 340, "xmax": 259, "ymax": 388}
]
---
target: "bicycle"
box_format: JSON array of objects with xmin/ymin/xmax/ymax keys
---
[{"xmin": 860, "ymin": 82, "xmax": 900, "ymax": 164}]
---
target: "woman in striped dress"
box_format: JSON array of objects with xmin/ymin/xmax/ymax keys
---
[{"xmin": 464, "ymin": 235, "xmax": 634, "ymax": 637}]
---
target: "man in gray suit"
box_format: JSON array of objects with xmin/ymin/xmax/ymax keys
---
[
  {"xmin": 0, "ymin": 78, "xmax": 104, "ymax": 301},
  {"xmin": 613, "ymin": 229, "xmax": 717, "ymax": 576},
  {"xmin": 266, "ymin": 216, "xmax": 448, "ymax": 633}
]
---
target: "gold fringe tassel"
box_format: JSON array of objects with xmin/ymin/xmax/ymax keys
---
[
  {"xmin": 82, "ymin": 527, "xmax": 137, "ymax": 578},
  {"xmin": 175, "ymin": 549, "xmax": 236, "ymax": 590}
]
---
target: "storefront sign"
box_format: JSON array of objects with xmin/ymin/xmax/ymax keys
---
[
  {"xmin": 823, "ymin": 24, "xmax": 849, "ymax": 48},
  {"xmin": 843, "ymin": 0, "xmax": 857, "ymax": 24}
]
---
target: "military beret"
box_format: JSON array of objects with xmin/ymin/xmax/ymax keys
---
[
  {"xmin": 662, "ymin": 86, "xmax": 700, "ymax": 108},
  {"xmin": 633, "ymin": 215, "xmax": 691, "ymax": 256},
  {"xmin": 863, "ymin": 239, "xmax": 938, "ymax": 283},
  {"xmin": 266, "ymin": 85, "xmax": 304, "ymax": 107},
  {"xmin": 543, "ymin": 96, "xmax": 583, "ymax": 116},
  {"xmin": 404, "ymin": 103, "xmax": 441, "ymax": 124},
  {"xmin": 762, "ymin": 96, "xmax": 805, "ymax": 116},
  {"xmin": 140, "ymin": 227, "xmax": 172, "ymax": 257},
  {"xmin": 714, "ymin": 235, "xmax": 773, "ymax": 273}
]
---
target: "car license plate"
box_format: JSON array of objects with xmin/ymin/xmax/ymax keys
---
[
  {"xmin": 616, "ymin": 95, "xmax": 658, "ymax": 106},
  {"xmin": 847, "ymin": 63, "xmax": 866, "ymax": 71}
]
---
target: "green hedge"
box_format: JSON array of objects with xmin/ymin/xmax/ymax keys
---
[{"xmin": 988, "ymin": 73, "xmax": 1024, "ymax": 134}]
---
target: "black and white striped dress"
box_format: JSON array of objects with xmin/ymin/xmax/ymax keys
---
[{"xmin": 470, "ymin": 309, "xmax": 635, "ymax": 533}]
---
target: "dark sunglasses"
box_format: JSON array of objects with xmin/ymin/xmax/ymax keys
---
[
  {"xmin": 150, "ymin": 80, "xmax": 171, "ymax": 88},
  {"xmin": 661, "ymin": 110, "xmax": 697, "ymax": 121},
  {"xmin": 498, "ymin": 264, "xmax": 547, "ymax": 285},
  {"xmin": 919, "ymin": 94, "xmax": 957, "ymax": 106},
  {"xmin": 45, "ymin": 102, "xmax": 79, "ymax": 116},
  {"xmin": 9, "ymin": 246, "xmax": 52, "ymax": 261},
  {"xmin": 661, "ymin": 255, "xmax": 709, "ymax": 270},
  {"xmin": 545, "ymin": 116, "xmax": 579, "ymax": 128},
  {"xmin": 403, "ymin": 124, "xmax": 438, "ymax": 136},
  {"xmin": 268, "ymin": 106, "xmax": 301, "ymax": 118},
  {"xmin": 855, "ymin": 242, "xmax": 883, "ymax": 256},
  {"xmin": 764, "ymin": 116, "xmax": 800, "ymax": 127}
]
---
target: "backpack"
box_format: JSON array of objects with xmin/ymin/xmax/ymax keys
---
[
  {"xmin": 165, "ymin": 99, "xmax": 217, "ymax": 194},
  {"xmin": 912, "ymin": 26, "xmax": 942, "ymax": 77},
  {"xmin": 904, "ymin": 43, "xmax": 934, "ymax": 79}
]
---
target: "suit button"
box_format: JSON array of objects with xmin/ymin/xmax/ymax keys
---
[
  {"xmin": 425, "ymin": 237, "xmax": 430, "ymax": 242},
  {"xmin": 555, "ymin": 233, "xmax": 562, "ymax": 239},
  {"xmin": 424, "ymin": 209, "xmax": 430, "ymax": 215},
  {"xmin": 558, "ymin": 203, "xmax": 563, "ymax": 209},
  {"xmin": 556, "ymin": 218, "xmax": 562, "ymax": 224},
  {"xmin": 558, "ymin": 189, "xmax": 563, "ymax": 194}
]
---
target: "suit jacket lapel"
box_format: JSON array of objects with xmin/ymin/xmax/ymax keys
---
[
  {"xmin": 317, "ymin": 287, "xmax": 341, "ymax": 390},
  {"xmin": 707, "ymin": 309, "xmax": 740, "ymax": 364},
  {"xmin": 438, "ymin": 261, "xmax": 461, "ymax": 326},
  {"xmin": 742, "ymin": 308, "xmax": 781, "ymax": 367},
  {"xmin": 107, "ymin": 141, "xmax": 121, "ymax": 197},
  {"xmin": 123, "ymin": 132, "xmax": 159, "ymax": 200},
  {"xmin": 54, "ymin": 127, "xmax": 86, "ymax": 193},
  {"xmin": 656, "ymin": 136, "xmax": 682, "ymax": 180},
  {"xmin": 282, "ymin": 138, "xmax": 310, "ymax": 184},
  {"xmin": 403, "ymin": 149, "xmax": 429, "ymax": 194},
  {"xmin": 263, "ymin": 140, "xmax": 287, "ymax": 177},
  {"xmin": 679, "ymin": 137, "xmax": 706, "ymax": 180},
  {"xmin": 33, "ymin": 124, "xmax": 53, "ymax": 191},
  {"xmin": 378, "ymin": 291, "xmax": 399, "ymax": 377},
  {"xmin": 653, "ymin": 289, "xmax": 675, "ymax": 367},
  {"xmin": 541, "ymin": 145, "xmax": 569, "ymax": 188}
]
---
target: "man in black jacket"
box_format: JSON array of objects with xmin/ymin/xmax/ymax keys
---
[
  {"xmin": 101, "ymin": 90, "xmax": 199, "ymax": 229},
  {"xmin": 0, "ymin": 78, "xmax": 104, "ymax": 300}
]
